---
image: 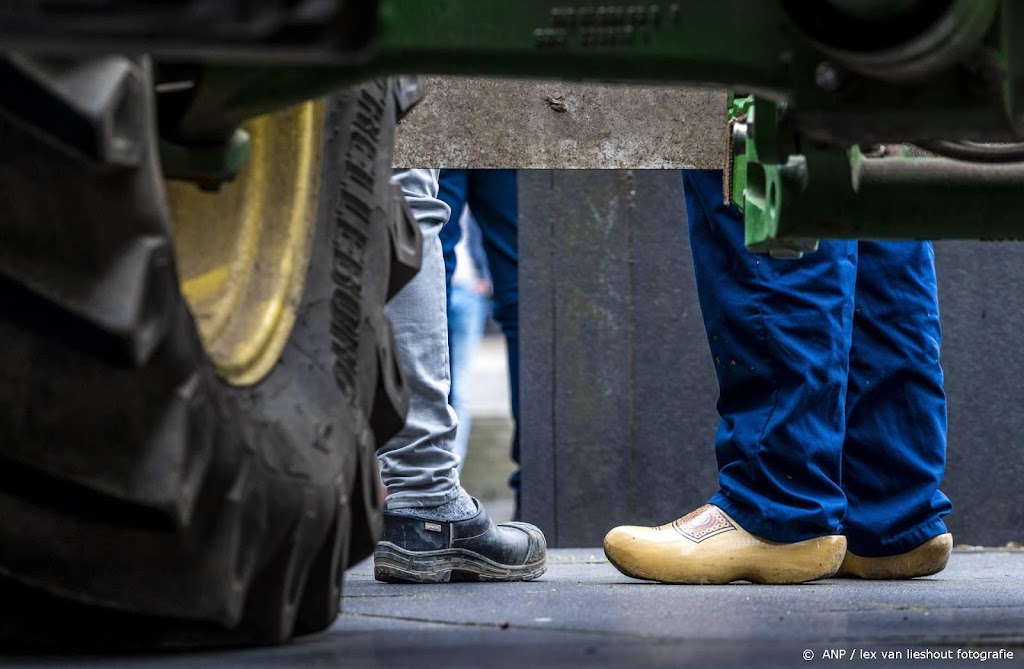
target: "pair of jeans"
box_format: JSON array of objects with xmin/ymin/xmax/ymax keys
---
[
  {"xmin": 437, "ymin": 169, "xmax": 522, "ymax": 501},
  {"xmin": 447, "ymin": 282, "xmax": 490, "ymax": 470},
  {"xmin": 378, "ymin": 169, "xmax": 461, "ymax": 510},
  {"xmin": 682, "ymin": 169, "xmax": 952, "ymax": 557}
]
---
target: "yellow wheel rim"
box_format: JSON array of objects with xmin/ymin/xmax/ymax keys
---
[{"xmin": 167, "ymin": 100, "xmax": 324, "ymax": 387}]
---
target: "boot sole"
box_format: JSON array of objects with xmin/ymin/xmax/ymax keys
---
[{"xmin": 373, "ymin": 543, "xmax": 547, "ymax": 584}]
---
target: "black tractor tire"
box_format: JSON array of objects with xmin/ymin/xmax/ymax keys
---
[{"xmin": 0, "ymin": 58, "xmax": 419, "ymax": 649}]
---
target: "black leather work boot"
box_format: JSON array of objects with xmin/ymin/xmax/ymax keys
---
[{"xmin": 374, "ymin": 499, "xmax": 547, "ymax": 583}]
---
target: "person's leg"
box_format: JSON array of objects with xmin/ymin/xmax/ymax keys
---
[
  {"xmin": 432, "ymin": 166, "xmax": 479, "ymax": 471},
  {"xmin": 686, "ymin": 169, "xmax": 856, "ymax": 540},
  {"xmin": 604, "ymin": 169, "xmax": 851, "ymax": 584},
  {"xmin": 379, "ymin": 169, "xmax": 461, "ymax": 510},
  {"xmin": 436, "ymin": 168, "xmax": 471, "ymax": 467},
  {"xmin": 465, "ymin": 170, "xmax": 521, "ymax": 509},
  {"xmin": 446, "ymin": 282, "xmax": 490, "ymax": 472},
  {"xmin": 838, "ymin": 241, "xmax": 952, "ymax": 577},
  {"xmin": 438, "ymin": 169, "xmax": 469, "ymax": 290},
  {"xmin": 375, "ymin": 169, "xmax": 545, "ymax": 584}
]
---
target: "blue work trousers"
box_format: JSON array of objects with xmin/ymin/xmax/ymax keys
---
[
  {"xmin": 682, "ymin": 169, "xmax": 952, "ymax": 557},
  {"xmin": 438, "ymin": 169, "xmax": 521, "ymax": 499}
]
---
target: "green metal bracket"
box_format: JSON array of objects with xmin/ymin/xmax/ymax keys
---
[
  {"xmin": 160, "ymin": 128, "xmax": 251, "ymax": 187},
  {"xmin": 726, "ymin": 94, "xmax": 752, "ymax": 208},
  {"xmin": 729, "ymin": 96, "xmax": 820, "ymax": 258},
  {"xmin": 733, "ymin": 104, "xmax": 1024, "ymax": 254},
  {"xmin": 755, "ymin": 146, "xmax": 1024, "ymax": 242}
]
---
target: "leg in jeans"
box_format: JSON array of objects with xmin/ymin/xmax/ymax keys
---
[
  {"xmin": 437, "ymin": 169, "xmax": 491, "ymax": 472},
  {"xmin": 447, "ymin": 281, "xmax": 489, "ymax": 470},
  {"xmin": 374, "ymin": 169, "xmax": 545, "ymax": 584},
  {"xmin": 378, "ymin": 169, "xmax": 460, "ymax": 510},
  {"xmin": 438, "ymin": 169, "xmax": 469, "ymax": 290},
  {"xmin": 439, "ymin": 169, "xmax": 522, "ymax": 507}
]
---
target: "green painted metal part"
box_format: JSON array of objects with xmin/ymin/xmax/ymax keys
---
[
  {"xmin": 741, "ymin": 144, "xmax": 1024, "ymax": 249},
  {"xmin": 164, "ymin": 1, "xmax": 793, "ymax": 143},
  {"xmin": 159, "ymin": 0, "xmax": 1024, "ymax": 252},
  {"xmin": 368, "ymin": 0, "xmax": 790, "ymax": 88},
  {"xmin": 730, "ymin": 96, "xmax": 821, "ymax": 259},
  {"xmin": 175, "ymin": 0, "xmax": 1010, "ymax": 146},
  {"xmin": 160, "ymin": 128, "xmax": 251, "ymax": 187},
  {"xmin": 161, "ymin": 0, "xmax": 794, "ymax": 181},
  {"xmin": 732, "ymin": 94, "xmax": 1024, "ymax": 254}
]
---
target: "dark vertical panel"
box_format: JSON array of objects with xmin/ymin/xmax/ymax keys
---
[
  {"xmin": 519, "ymin": 170, "xmax": 558, "ymax": 541},
  {"xmin": 934, "ymin": 241, "xmax": 1024, "ymax": 546},
  {"xmin": 546, "ymin": 171, "xmax": 636, "ymax": 546},
  {"xmin": 521, "ymin": 171, "xmax": 721, "ymax": 546},
  {"xmin": 629, "ymin": 172, "xmax": 720, "ymax": 527}
]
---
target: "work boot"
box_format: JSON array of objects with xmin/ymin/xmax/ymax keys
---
[
  {"xmin": 603, "ymin": 504, "xmax": 846, "ymax": 585},
  {"xmin": 374, "ymin": 498, "xmax": 547, "ymax": 583},
  {"xmin": 836, "ymin": 533, "xmax": 952, "ymax": 580}
]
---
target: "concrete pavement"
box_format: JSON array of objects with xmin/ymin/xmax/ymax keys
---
[
  {"xmin": 333, "ymin": 548, "xmax": 1024, "ymax": 668},
  {"xmin": 12, "ymin": 549, "xmax": 1022, "ymax": 668}
]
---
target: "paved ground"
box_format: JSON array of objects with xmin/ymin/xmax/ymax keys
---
[
  {"xmin": 11, "ymin": 549, "xmax": 1023, "ymax": 668},
  {"xmin": 9, "ymin": 339, "xmax": 1021, "ymax": 667}
]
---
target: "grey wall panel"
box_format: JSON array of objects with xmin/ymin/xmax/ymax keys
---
[
  {"xmin": 628, "ymin": 172, "xmax": 720, "ymax": 528},
  {"xmin": 520, "ymin": 170, "xmax": 719, "ymax": 546},
  {"xmin": 934, "ymin": 241, "xmax": 1024, "ymax": 547},
  {"xmin": 519, "ymin": 171, "xmax": 558, "ymax": 538}
]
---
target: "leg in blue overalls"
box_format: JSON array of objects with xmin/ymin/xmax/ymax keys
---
[
  {"xmin": 604, "ymin": 170, "xmax": 951, "ymax": 584},
  {"xmin": 842, "ymin": 241, "xmax": 952, "ymax": 560},
  {"xmin": 438, "ymin": 169, "xmax": 522, "ymax": 513}
]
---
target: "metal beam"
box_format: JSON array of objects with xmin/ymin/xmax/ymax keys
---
[{"xmin": 393, "ymin": 77, "xmax": 726, "ymax": 169}]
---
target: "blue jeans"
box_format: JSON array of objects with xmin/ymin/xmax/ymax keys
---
[
  {"xmin": 682, "ymin": 169, "xmax": 952, "ymax": 557},
  {"xmin": 379, "ymin": 169, "xmax": 460, "ymax": 510},
  {"xmin": 438, "ymin": 170, "xmax": 521, "ymax": 502},
  {"xmin": 447, "ymin": 282, "xmax": 490, "ymax": 471}
]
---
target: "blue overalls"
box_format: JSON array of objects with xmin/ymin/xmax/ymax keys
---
[{"xmin": 682, "ymin": 169, "xmax": 952, "ymax": 557}]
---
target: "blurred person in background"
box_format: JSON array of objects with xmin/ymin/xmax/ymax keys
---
[
  {"xmin": 444, "ymin": 205, "xmax": 492, "ymax": 472},
  {"xmin": 438, "ymin": 169, "xmax": 523, "ymax": 517}
]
